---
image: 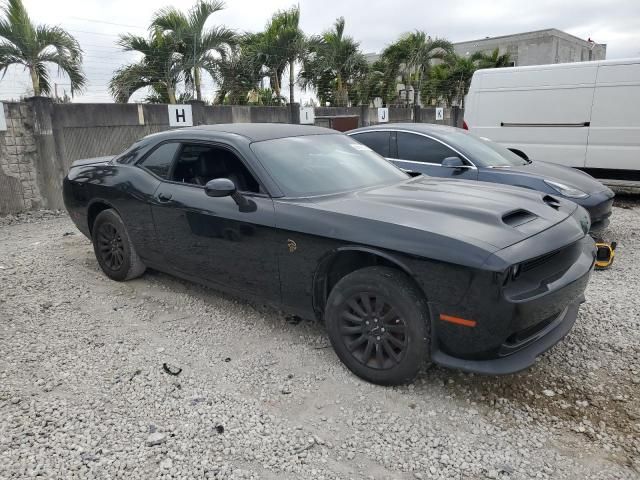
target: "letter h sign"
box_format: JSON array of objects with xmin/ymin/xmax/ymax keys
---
[{"xmin": 168, "ymin": 105, "xmax": 193, "ymax": 127}]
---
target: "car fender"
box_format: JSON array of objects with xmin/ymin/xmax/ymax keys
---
[{"xmin": 311, "ymin": 245, "xmax": 421, "ymax": 318}]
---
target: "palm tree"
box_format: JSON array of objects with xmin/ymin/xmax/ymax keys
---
[
  {"xmin": 382, "ymin": 32, "xmax": 453, "ymax": 106},
  {"xmin": 300, "ymin": 17, "xmax": 368, "ymax": 106},
  {"xmin": 422, "ymin": 54, "xmax": 476, "ymax": 107},
  {"xmin": 471, "ymin": 47, "xmax": 512, "ymax": 69},
  {"xmin": 259, "ymin": 6, "xmax": 306, "ymax": 105},
  {"xmin": 208, "ymin": 46, "xmax": 263, "ymax": 104},
  {"xmin": 0, "ymin": 0, "xmax": 86, "ymax": 97},
  {"xmin": 151, "ymin": 0, "xmax": 236, "ymax": 101},
  {"xmin": 109, "ymin": 28, "xmax": 184, "ymax": 104}
]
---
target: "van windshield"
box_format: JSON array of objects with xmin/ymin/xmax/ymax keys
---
[{"xmin": 446, "ymin": 131, "xmax": 529, "ymax": 167}]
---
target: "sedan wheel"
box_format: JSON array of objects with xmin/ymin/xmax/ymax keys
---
[{"xmin": 326, "ymin": 266, "xmax": 430, "ymax": 385}]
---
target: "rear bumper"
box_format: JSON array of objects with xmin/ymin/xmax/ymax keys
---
[{"xmin": 431, "ymin": 298, "xmax": 581, "ymax": 374}]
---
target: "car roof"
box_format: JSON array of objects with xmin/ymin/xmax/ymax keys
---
[
  {"xmin": 148, "ymin": 123, "xmax": 337, "ymax": 143},
  {"xmin": 348, "ymin": 123, "xmax": 462, "ymax": 137}
]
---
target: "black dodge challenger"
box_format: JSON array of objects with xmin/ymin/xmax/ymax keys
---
[{"xmin": 63, "ymin": 124, "xmax": 596, "ymax": 385}]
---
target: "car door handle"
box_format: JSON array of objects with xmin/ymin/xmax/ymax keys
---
[{"xmin": 158, "ymin": 192, "xmax": 172, "ymax": 202}]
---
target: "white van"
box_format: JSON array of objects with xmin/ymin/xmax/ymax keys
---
[{"xmin": 464, "ymin": 58, "xmax": 640, "ymax": 179}]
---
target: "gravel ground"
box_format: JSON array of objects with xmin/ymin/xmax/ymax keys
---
[{"xmin": 0, "ymin": 206, "xmax": 639, "ymax": 479}]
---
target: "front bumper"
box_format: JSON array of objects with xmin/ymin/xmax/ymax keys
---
[
  {"xmin": 428, "ymin": 232, "xmax": 595, "ymax": 375},
  {"xmin": 577, "ymin": 189, "xmax": 614, "ymax": 232},
  {"xmin": 431, "ymin": 299, "xmax": 581, "ymax": 374}
]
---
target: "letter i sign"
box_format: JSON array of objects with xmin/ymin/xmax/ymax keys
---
[{"xmin": 168, "ymin": 105, "xmax": 193, "ymax": 127}]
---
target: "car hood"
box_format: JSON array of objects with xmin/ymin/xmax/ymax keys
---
[
  {"xmin": 309, "ymin": 176, "xmax": 580, "ymax": 251},
  {"xmin": 490, "ymin": 160, "xmax": 612, "ymax": 195}
]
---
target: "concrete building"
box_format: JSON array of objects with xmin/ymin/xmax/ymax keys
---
[
  {"xmin": 365, "ymin": 29, "xmax": 606, "ymax": 68},
  {"xmin": 453, "ymin": 29, "xmax": 606, "ymax": 66},
  {"xmin": 362, "ymin": 28, "xmax": 606, "ymax": 106}
]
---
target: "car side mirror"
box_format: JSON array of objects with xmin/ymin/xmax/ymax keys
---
[
  {"xmin": 205, "ymin": 178, "xmax": 236, "ymax": 198},
  {"xmin": 205, "ymin": 177, "xmax": 256, "ymax": 213},
  {"xmin": 442, "ymin": 156, "xmax": 465, "ymax": 168}
]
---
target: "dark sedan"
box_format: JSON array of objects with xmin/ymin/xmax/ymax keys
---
[
  {"xmin": 63, "ymin": 124, "xmax": 595, "ymax": 385},
  {"xmin": 347, "ymin": 124, "xmax": 614, "ymax": 231}
]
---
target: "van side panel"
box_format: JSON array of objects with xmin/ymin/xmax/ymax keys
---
[
  {"xmin": 467, "ymin": 65, "xmax": 597, "ymax": 168},
  {"xmin": 586, "ymin": 62, "xmax": 640, "ymax": 170}
]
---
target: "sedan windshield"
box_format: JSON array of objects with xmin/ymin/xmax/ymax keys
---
[
  {"xmin": 444, "ymin": 131, "xmax": 529, "ymax": 167},
  {"xmin": 251, "ymin": 134, "xmax": 408, "ymax": 197}
]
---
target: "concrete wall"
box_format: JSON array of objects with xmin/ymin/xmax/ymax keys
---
[
  {"xmin": 0, "ymin": 100, "xmax": 463, "ymax": 215},
  {"xmin": 0, "ymin": 102, "xmax": 41, "ymax": 214}
]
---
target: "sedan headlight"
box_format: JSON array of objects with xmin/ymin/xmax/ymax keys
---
[{"xmin": 544, "ymin": 180, "xmax": 588, "ymax": 199}]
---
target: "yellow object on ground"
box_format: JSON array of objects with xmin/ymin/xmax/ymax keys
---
[{"xmin": 595, "ymin": 242, "xmax": 616, "ymax": 269}]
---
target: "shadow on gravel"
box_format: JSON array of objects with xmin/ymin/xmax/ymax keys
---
[{"xmin": 613, "ymin": 193, "xmax": 640, "ymax": 209}]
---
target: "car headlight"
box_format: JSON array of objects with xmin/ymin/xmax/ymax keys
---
[{"xmin": 544, "ymin": 180, "xmax": 588, "ymax": 199}]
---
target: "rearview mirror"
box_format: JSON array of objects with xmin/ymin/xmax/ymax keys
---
[
  {"xmin": 205, "ymin": 178, "xmax": 236, "ymax": 198},
  {"xmin": 442, "ymin": 156, "xmax": 465, "ymax": 168}
]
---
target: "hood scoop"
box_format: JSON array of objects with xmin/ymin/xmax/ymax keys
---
[
  {"xmin": 543, "ymin": 195, "xmax": 561, "ymax": 210},
  {"xmin": 502, "ymin": 209, "xmax": 538, "ymax": 228}
]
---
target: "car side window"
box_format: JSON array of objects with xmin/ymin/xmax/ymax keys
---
[
  {"xmin": 139, "ymin": 142, "xmax": 180, "ymax": 179},
  {"xmin": 397, "ymin": 132, "xmax": 458, "ymax": 165},
  {"xmin": 351, "ymin": 132, "xmax": 390, "ymax": 158},
  {"xmin": 171, "ymin": 144, "xmax": 261, "ymax": 194}
]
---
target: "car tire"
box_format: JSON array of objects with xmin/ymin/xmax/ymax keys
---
[
  {"xmin": 92, "ymin": 208, "xmax": 146, "ymax": 281},
  {"xmin": 325, "ymin": 266, "xmax": 430, "ymax": 385}
]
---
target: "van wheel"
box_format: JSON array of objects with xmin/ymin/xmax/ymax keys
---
[
  {"xmin": 325, "ymin": 266, "xmax": 430, "ymax": 385},
  {"xmin": 92, "ymin": 209, "xmax": 146, "ymax": 281}
]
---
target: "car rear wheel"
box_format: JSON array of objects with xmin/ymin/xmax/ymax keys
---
[
  {"xmin": 325, "ymin": 266, "xmax": 430, "ymax": 385},
  {"xmin": 92, "ymin": 208, "xmax": 146, "ymax": 281}
]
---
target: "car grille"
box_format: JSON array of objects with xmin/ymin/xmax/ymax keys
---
[
  {"xmin": 520, "ymin": 249, "xmax": 563, "ymax": 273},
  {"xmin": 499, "ymin": 308, "xmax": 566, "ymax": 356}
]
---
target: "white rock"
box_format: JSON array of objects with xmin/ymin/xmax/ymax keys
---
[{"xmin": 145, "ymin": 432, "xmax": 167, "ymax": 447}]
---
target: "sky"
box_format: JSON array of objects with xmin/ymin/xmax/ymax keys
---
[{"xmin": 1, "ymin": 0, "xmax": 639, "ymax": 102}]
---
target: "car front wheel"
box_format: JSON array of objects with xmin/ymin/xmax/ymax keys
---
[
  {"xmin": 92, "ymin": 208, "xmax": 146, "ymax": 281},
  {"xmin": 325, "ymin": 266, "xmax": 430, "ymax": 385}
]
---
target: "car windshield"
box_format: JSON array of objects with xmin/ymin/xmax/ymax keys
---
[
  {"xmin": 251, "ymin": 134, "xmax": 408, "ymax": 197},
  {"xmin": 445, "ymin": 131, "xmax": 529, "ymax": 167}
]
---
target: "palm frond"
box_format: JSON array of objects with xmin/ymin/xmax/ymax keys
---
[
  {"xmin": 109, "ymin": 62, "xmax": 152, "ymax": 103},
  {"xmin": 188, "ymin": 0, "xmax": 225, "ymax": 33},
  {"xmin": 0, "ymin": 0, "xmax": 35, "ymax": 54},
  {"xmin": 35, "ymin": 25, "xmax": 83, "ymax": 61}
]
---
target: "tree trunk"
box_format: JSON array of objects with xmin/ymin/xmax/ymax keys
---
[
  {"xmin": 289, "ymin": 60, "xmax": 295, "ymax": 105},
  {"xmin": 272, "ymin": 73, "xmax": 280, "ymax": 100},
  {"xmin": 30, "ymin": 66, "xmax": 40, "ymax": 96},
  {"xmin": 167, "ymin": 85, "xmax": 177, "ymax": 104},
  {"xmin": 194, "ymin": 67, "xmax": 202, "ymax": 101},
  {"xmin": 336, "ymin": 74, "xmax": 345, "ymax": 106}
]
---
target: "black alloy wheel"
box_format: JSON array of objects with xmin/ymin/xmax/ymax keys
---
[
  {"xmin": 97, "ymin": 222, "xmax": 125, "ymax": 271},
  {"xmin": 338, "ymin": 293, "xmax": 408, "ymax": 370},
  {"xmin": 325, "ymin": 266, "xmax": 430, "ymax": 385},
  {"xmin": 91, "ymin": 208, "xmax": 146, "ymax": 281}
]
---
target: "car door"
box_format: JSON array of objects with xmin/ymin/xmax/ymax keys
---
[
  {"xmin": 148, "ymin": 141, "xmax": 280, "ymax": 302},
  {"xmin": 392, "ymin": 131, "xmax": 478, "ymax": 180}
]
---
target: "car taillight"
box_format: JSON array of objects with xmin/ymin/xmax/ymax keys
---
[{"xmin": 462, "ymin": 120, "xmax": 469, "ymax": 130}]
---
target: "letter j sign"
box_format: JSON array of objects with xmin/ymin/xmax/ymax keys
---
[{"xmin": 168, "ymin": 104, "xmax": 193, "ymax": 127}]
